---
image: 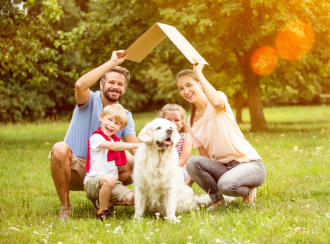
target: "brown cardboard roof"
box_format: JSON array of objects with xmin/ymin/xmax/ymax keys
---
[{"xmin": 120, "ymin": 23, "xmax": 208, "ymax": 65}]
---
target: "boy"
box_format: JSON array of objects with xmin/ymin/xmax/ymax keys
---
[{"xmin": 84, "ymin": 104, "xmax": 139, "ymax": 220}]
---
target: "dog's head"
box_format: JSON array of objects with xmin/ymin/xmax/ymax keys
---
[{"xmin": 138, "ymin": 118, "xmax": 181, "ymax": 150}]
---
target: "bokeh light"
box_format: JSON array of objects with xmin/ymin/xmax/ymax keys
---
[
  {"xmin": 251, "ymin": 46, "xmax": 279, "ymax": 76},
  {"xmin": 275, "ymin": 22, "xmax": 314, "ymax": 61}
]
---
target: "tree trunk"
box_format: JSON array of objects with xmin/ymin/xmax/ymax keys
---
[
  {"xmin": 234, "ymin": 90, "xmax": 244, "ymax": 124},
  {"xmin": 244, "ymin": 51, "xmax": 267, "ymax": 131}
]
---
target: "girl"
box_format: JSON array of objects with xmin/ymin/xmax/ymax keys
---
[
  {"xmin": 176, "ymin": 57, "xmax": 266, "ymax": 210},
  {"xmin": 158, "ymin": 104, "xmax": 194, "ymax": 185}
]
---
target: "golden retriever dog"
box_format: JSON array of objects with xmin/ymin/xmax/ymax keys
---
[{"xmin": 133, "ymin": 118, "xmax": 213, "ymax": 222}]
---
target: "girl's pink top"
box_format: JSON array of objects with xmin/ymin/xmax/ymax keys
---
[{"xmin": 175, "ymin": 132, "xmax": 185, "ymax": 156}]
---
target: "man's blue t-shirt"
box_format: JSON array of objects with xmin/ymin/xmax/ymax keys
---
[{"xmin": 64, "ymin": 90, "xmax": 136, "ymax": 159}]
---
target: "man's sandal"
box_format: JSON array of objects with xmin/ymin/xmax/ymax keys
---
[{"xmin": 58, "ymin": 206, "xmax": 72, "ymax": 220}]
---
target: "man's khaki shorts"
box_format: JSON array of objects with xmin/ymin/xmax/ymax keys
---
[
  {"xmin": 84, "ymin": 176, "xmax": 134, "ymax": 203},
  {"xmin": 48, "ymin": 150, "xmax": 124, "ymax": 191}
]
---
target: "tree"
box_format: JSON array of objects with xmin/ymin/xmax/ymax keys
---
[
  {"xmin": 1, "ymin": 0, "xmax": 69, "ymax": 85},
  {"xmin": 0, "ymin": 0, "xmax": 85, "ymax": 122},
  {"xmin": 156, "ymin": 0, "xmax": 330, "ymax": 130},
  {"xmin": 77, "ymin": 0, "xmax": 330, "ymax": 130}
]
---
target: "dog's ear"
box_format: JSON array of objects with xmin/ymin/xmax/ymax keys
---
[
  {"xmin": 173, "ymin": 130, "xmax": 181, "ymax": 146},
  {"xmin": 138, "ymin": 123, "xmax": 153, "ymax": 143}
]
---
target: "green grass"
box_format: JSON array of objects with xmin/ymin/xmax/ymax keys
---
[{"xmin": 0, "ymin": 105, "xmax": 330, "ymax": 243}]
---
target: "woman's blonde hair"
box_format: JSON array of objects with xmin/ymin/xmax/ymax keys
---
[
  {"xmin": 158, "ymin": 104, "xmax": 188, "ymax": 133},
  {"xmin": 176, "ymin": 69, "xmax": 200, "ymax": 127},
  {"xmin": 101, "ymin": 104, "xmax": 127, "ymax": 127}
]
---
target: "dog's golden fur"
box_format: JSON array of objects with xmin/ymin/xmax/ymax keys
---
[{"xmin": 133, "ymin": 118, "xmax": 212, "ymax": 222}]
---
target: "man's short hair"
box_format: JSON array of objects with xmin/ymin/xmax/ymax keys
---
[
  {"xmin": 101, "ymin": 104, "xmax": 127, "ymax": 127},
  {"xmin": 101, "ymin": 66, "xmax": 130, "ymax": 86}
]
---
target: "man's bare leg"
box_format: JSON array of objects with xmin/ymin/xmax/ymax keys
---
[{"xmin": 50, "ymin": 142, "xmax": 72, "ymax": 207}]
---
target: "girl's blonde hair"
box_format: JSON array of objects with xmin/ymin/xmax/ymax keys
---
[
  {"xmin": 176, "ymin": 69, "xmax": 200, "ymax": 127},
  {"xmin": 101, "ymin": 104, "xmax": 127, "ymax": 127},
  {"xmin": 158, "ymin": 104, "xmax": 188, "ymax": 133}
]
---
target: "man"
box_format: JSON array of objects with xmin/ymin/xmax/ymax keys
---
[{"xmin": 49, "ymin": 50, "xmax": 139, "ymax": 220}]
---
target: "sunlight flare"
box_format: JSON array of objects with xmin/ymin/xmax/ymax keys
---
[
  {"xmin": 251, "ymin": 46, "xmax": 278, "ymax": 75},
  {"xmin": 275, "ymin": 22, "xmax": 314, "ymax": 61}
]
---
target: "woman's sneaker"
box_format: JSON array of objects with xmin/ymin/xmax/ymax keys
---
[
  {"xmin": 243, "ymin": 188, "xmax": 257, "ymax": 204},
  {"xmin": 96, "ymin": 209, "xmax": 113, "ymax": 221}
]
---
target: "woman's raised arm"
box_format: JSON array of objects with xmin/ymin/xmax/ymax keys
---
[{"xmin": 192, "ymin": 57, "xmax": 225, "ymax": 110}]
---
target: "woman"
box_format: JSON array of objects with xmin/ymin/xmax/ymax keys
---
[{"xmin": 177, "ymin": 57, "xmax": 266, "ymax": 210}]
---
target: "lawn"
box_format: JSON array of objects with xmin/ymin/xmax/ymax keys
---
[{"xmin": 0, "ymin": 105, "xmax": 330, "ymax": 243}]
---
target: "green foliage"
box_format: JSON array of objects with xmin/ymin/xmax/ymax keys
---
[
  {"xmin": 78, "ymin": 0, "xmax": 330, "ymax": 112},
  {"xmin": 0, "ymin": 0, "xmax": 68, "ymax": 84},
  {"xmin": 2, "ymin": 0, "xmax": 330, "ymax": 122},
  {"xmin": 0, "ymin": 0, "xmax": 86, "ymax": 122},
  {"xmin": 158, "ymin": 0, "xmax": 330, "ymax": 103},
  {"xmin": 0, "ymin": 77, "xmax": 76, "ymax": 123}
]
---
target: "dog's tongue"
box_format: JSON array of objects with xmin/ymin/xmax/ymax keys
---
[{"xmin": 163, "ymin": 140, "xmax": 171, "ymax": 146}]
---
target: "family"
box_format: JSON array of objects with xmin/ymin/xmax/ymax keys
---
[{"xmin": 49, "ymin": 50, "xmax": 267, "ymax": 220}]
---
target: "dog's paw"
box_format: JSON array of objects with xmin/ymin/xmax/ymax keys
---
[{"xmin": 167, "ymin": 216, "xmax": 180, "ymax": 223}]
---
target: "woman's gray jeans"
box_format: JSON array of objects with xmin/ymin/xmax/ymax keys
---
[{"xmin": 186, "ymin": 156, "xmax": 266, "ymax": 203}]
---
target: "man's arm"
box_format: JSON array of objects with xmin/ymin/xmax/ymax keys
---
[
  {"xmin": 74, "ymin": 50, "xmax": 129, "ymax": 105},
  {"xmin": 123, "ymin": 134, "xmax": 140, "ymax": 155}
]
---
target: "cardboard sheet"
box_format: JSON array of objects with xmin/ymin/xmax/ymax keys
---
[{"xmin": 120, "ymin": 23, "xmax": 208, "ymax": 65}]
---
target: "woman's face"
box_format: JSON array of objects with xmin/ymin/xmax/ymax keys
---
[{"xmin": 177, "ymin": 76, "xmax": 202, "ymax": 104}]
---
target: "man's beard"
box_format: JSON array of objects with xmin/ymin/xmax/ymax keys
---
[{"xmin": 101, "ymin": 87, "xmax": 123, "ymax": 102}]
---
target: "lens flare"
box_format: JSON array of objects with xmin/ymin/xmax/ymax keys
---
[
  {"xmin": 251, "ymin": 46, "xmax": 278, "ymax": 75},
  {"xmin": 275, "ymin": 22, "xmax": 314, "ymax": 61}
]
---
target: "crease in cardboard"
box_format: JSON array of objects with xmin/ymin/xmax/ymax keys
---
[{"xmin": 120, "ymin": 23, "xmax": 208, "ymax": 65}]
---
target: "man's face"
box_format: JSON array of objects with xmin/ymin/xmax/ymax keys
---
[{"xmin": 100, "ymin": 72, "xmax": 127, "ymax": 102}]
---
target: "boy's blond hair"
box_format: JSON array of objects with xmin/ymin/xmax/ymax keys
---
[
  {"xmin": 158, "ymin": 104, "xmax": 188, "ymax": 133},
  {"xmin": 101, "ymin": 104, "xmax": 127, "ymax": 127}
]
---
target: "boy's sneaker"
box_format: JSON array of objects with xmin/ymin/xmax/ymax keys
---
[
  {"xmin": 243, "ymin": 188, "xmax": 257, "ymax": 204},
  {"xmin": 87, "ymin": 196, "xmax": 99, "ymax": 210},
  {"xmin": 96, "ymin": 209, "xmax": 113, "ymax": 221},
  {"xmin": 58, "ymin": 206, "xmax": 72, "ymax": 220}
]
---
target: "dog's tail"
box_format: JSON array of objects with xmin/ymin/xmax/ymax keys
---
[
  {"xmin": 223, "ymin": 195, "xmax": 236, "ymax": 202},
  {"xmin": 194, "ymin": 194, "xmax": 212, "ymax": 207}
]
